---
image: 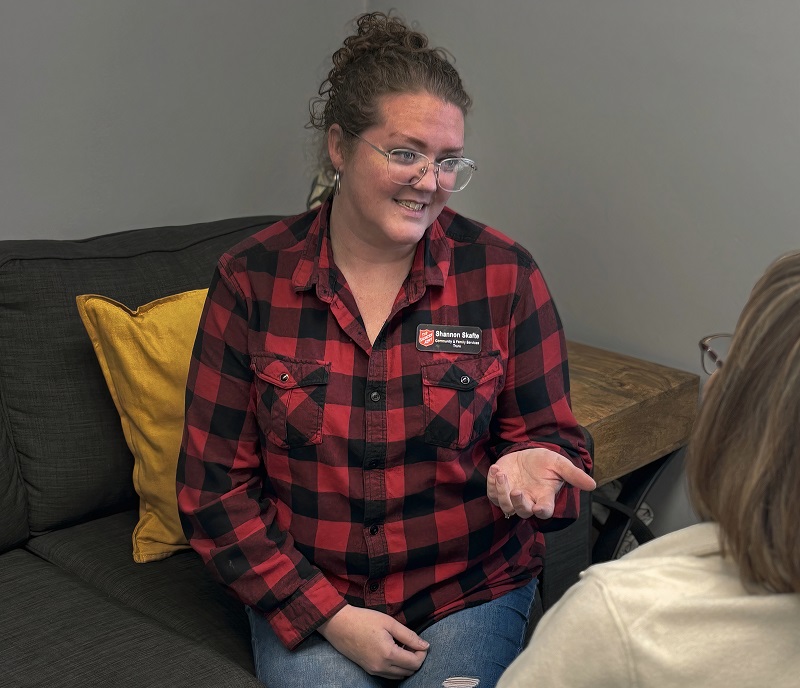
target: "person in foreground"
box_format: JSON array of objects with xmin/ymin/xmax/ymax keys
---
[
  {"xmin": 177, "ymin": 11, "xmax": 594, "ymax": 688},
  {"xmin": 498, "ymin": 249, "xmax": 800, "ymax": 688}
]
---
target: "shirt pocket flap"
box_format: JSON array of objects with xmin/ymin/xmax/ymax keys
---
[
  {"xmin": 251, "ymin": 353, "xmax": 330, "ymax": 389},
  {"xmin": 421, "ymin": 352, "xmax": 503, "ymax": 391}
]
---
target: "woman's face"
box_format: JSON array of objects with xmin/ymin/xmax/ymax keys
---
[{"xmin": 329, "ymin": 90, "xmax": 465, "ymax": 253}]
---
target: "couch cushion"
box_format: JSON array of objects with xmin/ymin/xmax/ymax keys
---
[
  {"xmin": 0, "ymin": 412, "xmax": 28, "ymax": 553},
  {"xmin": 76, "ymin": 289, "xmax": 208, "ymax": 563},
  {"xmin": 0, "ymin": 548, "xmax": 262, "ymax": 688},
  {"xmin": 0, "ymin": 215, "xmax": 282, "ymax": 534},
  {"xmin": 26, "ymin": 510, "xmax": 254, "ymax": 672}
]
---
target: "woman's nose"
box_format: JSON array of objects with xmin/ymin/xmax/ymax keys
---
[{"xmin": 412, "ymin": 164, "xmax": 439, "ymax": 192}]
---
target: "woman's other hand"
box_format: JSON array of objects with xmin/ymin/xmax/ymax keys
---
[{"xmin": 318, "ymin": 605, "xmax": 429, "ymax": 679}]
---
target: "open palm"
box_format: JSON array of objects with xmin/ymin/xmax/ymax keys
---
[{"xmin": 487, "ymin": 448, "xmax": 595, "ymax": 519}]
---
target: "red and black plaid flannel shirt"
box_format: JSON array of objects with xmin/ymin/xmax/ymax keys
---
[{"xmin": 177, "ymin": 200, "xmax": 591, "ymax": 650}]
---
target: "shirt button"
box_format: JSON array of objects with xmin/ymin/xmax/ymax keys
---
[
  {"xmin": 280, "ymin": 373, "xmax": 289, "ymax": 382},
  {"xmin": 370, "ymin": 391, "xmax": 381, "ymax": 403},
  {"xmin": 367, "ymin": 460, "xmax": 379, "ymax": 469},
  {"xmin": 369, "ymin": 524, "xmax": 380, "ymax": 536},
  {"xmin": 368, "ymin": 582, "xmax": 379, "ymax": 593},
  {"xmin": 460, "ymin": 375, "xmax": 471, "ymax": 385}
]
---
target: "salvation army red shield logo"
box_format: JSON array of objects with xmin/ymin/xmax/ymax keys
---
[{"xmin": 418, "ymin": 328, "xmax": 435, "ymax": 347}]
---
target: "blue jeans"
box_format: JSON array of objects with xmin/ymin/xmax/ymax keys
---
[{"xmin": 246, "ymin": 579, "xmax": 537, "ymax": 688}]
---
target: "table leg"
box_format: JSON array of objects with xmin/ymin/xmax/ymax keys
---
[{"xmin": 591, "ymin": 451, "xmax": 678, "ymax": 563}]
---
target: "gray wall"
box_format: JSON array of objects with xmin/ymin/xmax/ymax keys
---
[
  {"xmin": 4, "ymin": 1, "xmax": 799, "ymax": 534},
  {"xmin": 0, "ymin": 0, "xmax": 363, "ymax": 239}
]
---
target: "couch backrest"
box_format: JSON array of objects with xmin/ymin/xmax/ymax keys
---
[{"xmin": 0, "ymin": 215, "xmax": 282, "ymax": 547}]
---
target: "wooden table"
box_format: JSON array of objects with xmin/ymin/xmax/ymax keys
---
[
  {"xmin": 568, "ymin": 340, "xmax": 700, "ymax": 486},
  {"xmin": 566, "ymin": 341, "xmax": 700, "ymax": 561}
]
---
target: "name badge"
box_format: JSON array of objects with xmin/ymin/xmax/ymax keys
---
[{"xmin": 416, "ymin": 324, "xmax": 482, "ymax": 353}]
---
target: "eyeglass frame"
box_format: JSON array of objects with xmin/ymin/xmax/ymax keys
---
[
  {"xmin": 344, "ymin": 129, "xmax": 477, "ymax": 192},
  {"xmin": 699, "ymin": 333, "xmax": 732, "ymax": 375}
]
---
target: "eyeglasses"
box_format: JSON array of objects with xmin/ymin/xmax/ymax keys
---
[
  {"xmin": 699, "ymin": 333, "xmax": 732, "ymax": 375},
  {"xmin": 346, "ymin": 130, "xmax": 477, "ymax": 192}
]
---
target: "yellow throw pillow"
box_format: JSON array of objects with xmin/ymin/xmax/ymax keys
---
[{"xmin": 76, "ymin": 289, "xmax": 208, "ymax": 563}]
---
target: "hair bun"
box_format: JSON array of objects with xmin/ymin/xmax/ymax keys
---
[
  {"xmin": 331, "ymin": 13, "xmax": 431, "ymax": 81},
  {"xmin": 308, "ymin": 11, "xmax": 471, "ymax": 177}
]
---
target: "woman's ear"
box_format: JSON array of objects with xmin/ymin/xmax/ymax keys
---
[{"xmin": 327, "ymin": 124, "xmax": 345, "ymax": 171}]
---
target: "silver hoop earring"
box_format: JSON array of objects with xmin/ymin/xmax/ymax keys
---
[{"xmin": 333, "ymin": 169, "xmax": 341, "ymax": 196}]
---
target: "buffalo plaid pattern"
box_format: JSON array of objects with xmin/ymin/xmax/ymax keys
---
[{"xmin": 177, "ymin": 200, "xmax": 591, "ymax": 650}]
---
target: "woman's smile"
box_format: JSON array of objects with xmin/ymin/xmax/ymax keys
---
[{"xmin": 328, "ymin": 90, "xmax": 465, "ymax": 254}]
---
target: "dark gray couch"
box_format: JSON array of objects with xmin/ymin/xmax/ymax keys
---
[{"xmin": 0, "ymin": 215, "xmax": 591, "ymax": 687}]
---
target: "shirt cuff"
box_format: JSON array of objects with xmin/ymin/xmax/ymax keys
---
[{"xmin": 265, "ymin": 573, "xmax": 348, "ymax": 650}]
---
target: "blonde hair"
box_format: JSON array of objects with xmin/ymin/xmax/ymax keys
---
[{"xmin": 687, "ymin": 250, "xmax": 800, "ymax": 593}]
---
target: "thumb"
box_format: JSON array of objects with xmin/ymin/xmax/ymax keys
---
[
  {"xmin": 388, "ymin": 621, "xmax": 430, "ymax": 652},
  {"xmin": 555, "ymin": 455, "xmax": 596, "ymax": 491}
]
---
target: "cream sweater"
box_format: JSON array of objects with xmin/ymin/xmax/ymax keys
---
[{"xmin": 498, "ymin": 522, "xmax": 800, "ymax": 688}]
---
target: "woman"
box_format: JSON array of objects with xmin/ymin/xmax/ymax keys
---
[
  {"xmin": 498, "ymin": 250, "xmax": 800, "ymax": 688},
  {"xmin": 177, "ymin": 12, "xmax": 594, "ymax": 687}
]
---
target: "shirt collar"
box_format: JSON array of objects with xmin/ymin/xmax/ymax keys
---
[
  {"xmin": 290, "ymin": 200, "xmax": 333, "ymax": 297},
  {"xmin": 291, "ymin": 199, "xmax": 452, "ymax": 302}
]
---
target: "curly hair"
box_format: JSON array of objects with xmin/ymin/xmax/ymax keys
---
[
  {"xmin": 687, "ymin": 249, "xmax": 800, "ymax": 593},
  {"xmin": 308, "ymin": 12, "xmax": 472, "ymax": 176}
]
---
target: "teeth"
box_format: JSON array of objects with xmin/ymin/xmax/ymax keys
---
[{"xmin": 397, "ymin": 200, "xmax": 423, "ymax": 211}]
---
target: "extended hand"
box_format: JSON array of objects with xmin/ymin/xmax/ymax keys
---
[
  {"xmin": 487, "ymin": 448, "xmax": 596, "ymax": 520},
  {"xmin": 318, "ymin": 605, "xmax": 429, "ymax": 679}
]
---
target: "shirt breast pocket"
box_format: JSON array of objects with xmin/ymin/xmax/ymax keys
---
[
  {"xmin": 421, "ymin": 352, "xmax": 504, "ymax": 449},
  {"xmin": 251, "ymin": 353, "xmax": 330, "ymax": 449}
]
